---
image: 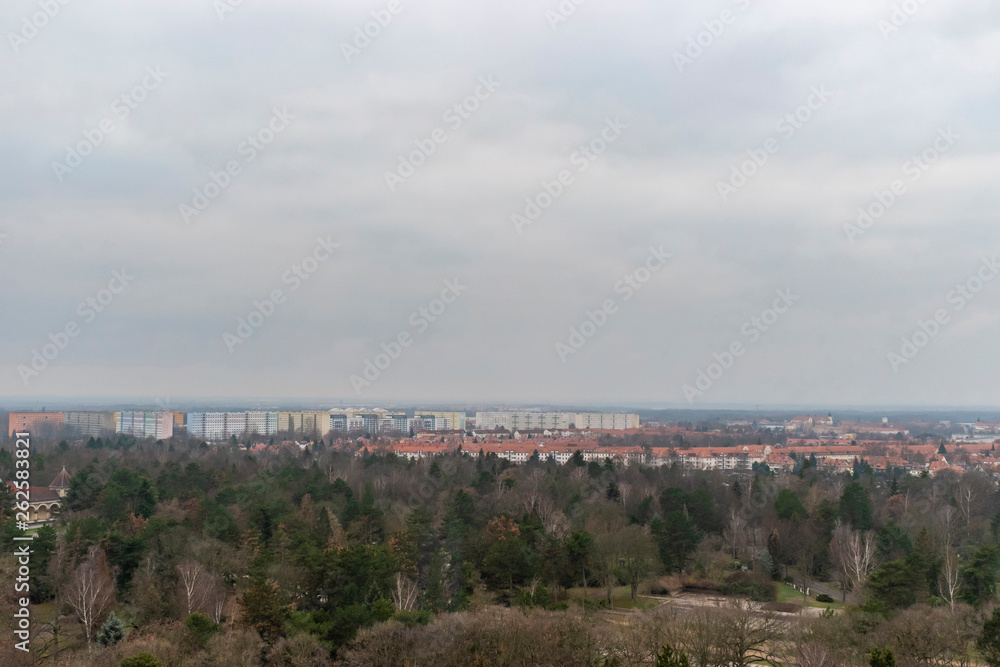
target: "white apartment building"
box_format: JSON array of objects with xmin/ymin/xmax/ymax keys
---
[
  {"xmin": 187, "ymin": 411, "xmax": 280, "ymax": 440},
  {"xmin": 475, "ymin": 412, "xmax": 640, "ymax": 431},
  {"xmin": 246, "ymin": 411, "xmax": 279, "ymax": 436},
  {"xmin": 573, "ymin": 413, "xmax": 641, "ymax": 430},
  {"xmin": 116, "ymin": 411, "xmax": 173, "ymax": 439}
]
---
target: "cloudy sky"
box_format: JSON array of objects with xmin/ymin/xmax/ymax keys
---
[{"xmin": 2, "ymin": 0, "xmax": 999, "ymax": 408}]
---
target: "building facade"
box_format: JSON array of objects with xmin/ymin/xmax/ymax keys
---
[
  {"xmin": 474, "ymin": 412, "xmax": 640, "ymax": 431},
  {"xmin": 8, "ymin": 412, "xmax": 66, "ymax": 438},
  {"xmin": 64, "ymin": 411, "xmax": 116, "ymax": 437},
  {"xmin": 278, "ymin": 412, "xmax": 331, "ymax": 437},
  {"xmin": 116, "ymin": 412, "xmax": 174, "ymax": 439},
  {"xmin": 415, "ymin": 411, "xmax": 467, "ymax": 431},
  {"xmin": 187, "ymin": 411, "xmax": 280, "ymax": 440}
]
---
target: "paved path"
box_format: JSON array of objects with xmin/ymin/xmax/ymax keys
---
[{"xmin": 786, "ymin": 569, "xmax": 851, "ymax": 603}]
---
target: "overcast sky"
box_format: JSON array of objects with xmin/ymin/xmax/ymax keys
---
[{"xmin": 2, "ymin": 0, "xmax": 999, "ymax": 408}]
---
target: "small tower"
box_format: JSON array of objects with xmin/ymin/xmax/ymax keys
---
[{"xmin": 49, "ymin": 467, "xmax": 71, "ymax": 498}]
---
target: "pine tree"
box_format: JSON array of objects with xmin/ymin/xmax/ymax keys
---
[
  {"xmin": 870, "ymin": 648, "xmax": 897, "ymax": 667},
  {"xmin": 657, "ymin": 644, "xmax": 691, "ymax": 667},
  {"xmin": 977, "ymin": 607, "xmax": 1000, "ymax": 667},
  {"xmin": 96, "ymin": 611, "xmax": 125, "ymax": 646}
]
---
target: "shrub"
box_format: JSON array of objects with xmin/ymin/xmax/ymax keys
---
[
  {"xmin": 393, "ymin": 610, "xmax": 433, "ymax": 627},
  {"xmin": 121, "ymin": 654, "xmax": 160, "ymax": 667},
  {"xmin": 718, "ymin": 571, "xmax": 777, "ymax": 602},
  {"xmin": 816, "ymin": 593, "xmax": 834, "ymax": 603},
  {"xmin": 184, "ymin": 612, "xmax": 219, "ymax": 646},
  {"xmin": 657, "ymin": 644, "xmax": 691, "ymax": 667}
]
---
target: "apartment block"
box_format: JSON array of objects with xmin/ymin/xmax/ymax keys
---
[
  {"xmin": 116, "ymin": 411, "xmax": 173, "ymax": 439},
  {"xmin": 246, "ymin": 411, "xmax": 278, "ymax": 436},
  {"xmin": 64, "ymin": 411, "xmax": 116, "ymax": 437},
  {"xmin": 187, "ymin": 411, "xmax": 279, "ymax": 440},
  {"xmin": 474, "ymin": 411, "xmax": 640, "ymax": 431},
  {"xmin": 8, "ymin": 412, "xmax": 66, "ymax": 438},
  {"xmin": 572, "ymin": 413, "xmax": 641, "ymax": 430},
  {"xmin": 278, "ymin": 412, "xmax": 331, "ymax": 436},
  {"xmin": 415, "ymin": 411, "xmax": 467, "ymax": 431}
]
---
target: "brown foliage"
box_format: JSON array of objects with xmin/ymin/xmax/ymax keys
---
[
  {"xmin": 338, "ymin": 608, "xmax": 598, "ymax": 666},
  {"xmin": 485, "ymin": 515, "xmax": 520, "ymax": 543}
]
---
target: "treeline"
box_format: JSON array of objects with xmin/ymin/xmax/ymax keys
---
[{"xmin": 2, "ymin": 434, "xmax": 1000, "ymax": 666}]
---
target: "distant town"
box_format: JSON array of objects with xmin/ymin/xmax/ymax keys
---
[{"xmin": 8, "ymin": 408, "xmax": 1000, "ymax": 477}]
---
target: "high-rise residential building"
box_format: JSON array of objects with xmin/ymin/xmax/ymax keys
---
[
  {"xmin": 226, "ymin": 412, "xmax": 247, "ymax": 436},
  {"xmin": 427, "ymin": 417, "xmax": 450, "ymax": 431},
  {"xmin": 474, "ymin": 411, "xmax": 640, "ymax": 431},
  {"xmin": 187, "ymin": 411, "xmax": 278, "ymax": 440},
  {"xmin": 415, "ymin": 411, "xmax": 466, "ymax": 430},
  {"xmin": 572, "ymin": 413, "xmax": 641, "ymax": 430},
  {"xmin": 246, "ymin": 411, "xmax": 278, "ymax": 436},
  {"xmin": 64, "ymin": 411, "xmax": 116, "ymax": 437},
  {"xmin": 385, "ymin": 413, "xmax": 408, "ymax": 432},
  {"xmin": 187, "ymin": 412, "xmax": 226, "ymax": 440},
  {"xmin": 352, "ymin": 411, "xmax": 388, "ymax": 434},
  {"xmin": 188, "ymin": 413, "xmax": 205, "ymax": 438},
  {"xmin": 116, "ymin": 411, "xmax": 173, "ymax": 439},
  {"xmin": 474, "ymin": 412, "xmax": 571, "ymax": 430},
  {"xmin": 8, "ymin": 412, "xmax": 65, "ymax": 438},
  {"xmin": 278, "ymin": 412, "xmax": 331, "ymax": 436}
]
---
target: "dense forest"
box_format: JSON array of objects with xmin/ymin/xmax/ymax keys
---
[{"xmin": 4, "ymin": 433, "xmax": 1000, "ymax": 666}]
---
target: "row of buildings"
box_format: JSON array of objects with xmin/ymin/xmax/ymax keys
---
[
  {"xmin": 474, "ymin": 411, "xmax": 640, "ymax": 431},
  {"xmin": 8, "ymin": 408, "xmax": 642, "ymax": 442},
  {"xmin": 186, "ymin": 409, "xmax": 463, "ymax": 440},
  {"xmin": 8, "ymin": 410, "xmax": 176, "ymax": 439}
]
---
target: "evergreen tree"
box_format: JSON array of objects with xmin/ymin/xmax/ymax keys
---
[
  {"xmin": 870, "ymin": 648, "xmax": 897, "ymax": 667},
  {"xmin": 977, "ymin": 607, "xmax": 1000, "ymax": 667},
  {"xmin": 657, "ymin": 644, "xmax": 691, "ymax": 667},
  {"xmin": 774, "ymin": 489, "xmax": 807, "ymax": 520},
  {"xmin": 840, "ymin": 482, "xmax": 874, "ymax": 530},
  {"xmin": 651, "ymin": 511, "xmax": 701, "ymax": 573},
  {"xmin": 184, "ymin": 612, "xmax": 219, "ymax": 647},
  {"xmin": 96, "ymin": 611, "xmax": 125, "ymax": 646}
]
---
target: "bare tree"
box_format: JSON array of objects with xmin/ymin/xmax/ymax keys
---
[
  {"xmin": 617, "ymin": 525, "xmax": 655, "ymax": 603},
  {"xmin": 592, "ymin": 533, "xmax": 620, "ymax": 607},
  {"xmin": 714, "ymin": 599, "xmax": 784, "ymax": 667},
  {"xmin": 618, "ymin": 482, "xmax": 634, "ymax": 509},
  {"xmin": 177, "ymin": 559, "xmax": 211, "ymax": 617},
  {"xmin": 724, "ymin": 507, "xmax": 748, "ymax": 560},
  {"xmin": 937, "ymin": 505, "xmax": 959, "ymax": 549},
  {"xmin": 958, "ymin": 478, "xmax": 977, "ymax": 529},
  {"xmin": 200, "ymin": 573, "xmax": 228, "ymax": 624},
  {"xmin": 391, "ymin": 572, "xmax": 419, "ymax": 612},
  {"xmin": 64, "ymin": 547, "xmax": 116, "ymax": 645},
  {"xmin": 680, "ymin": 607, "xmax": 722, "ymax": 667},
  {"xmin": 830, "ymin": 523, "xmax": 877, "ymax": 602},
  {"xmin": 797, "ymin": 642, "xmax": 840, "ymax": 667},
  {"xmin": 939, "ymin": 546, "xmax": 961, "ymax": 611},
  {"xmin": 520, "ymin": 469, "xmax": 545, "ymax": 514}
]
